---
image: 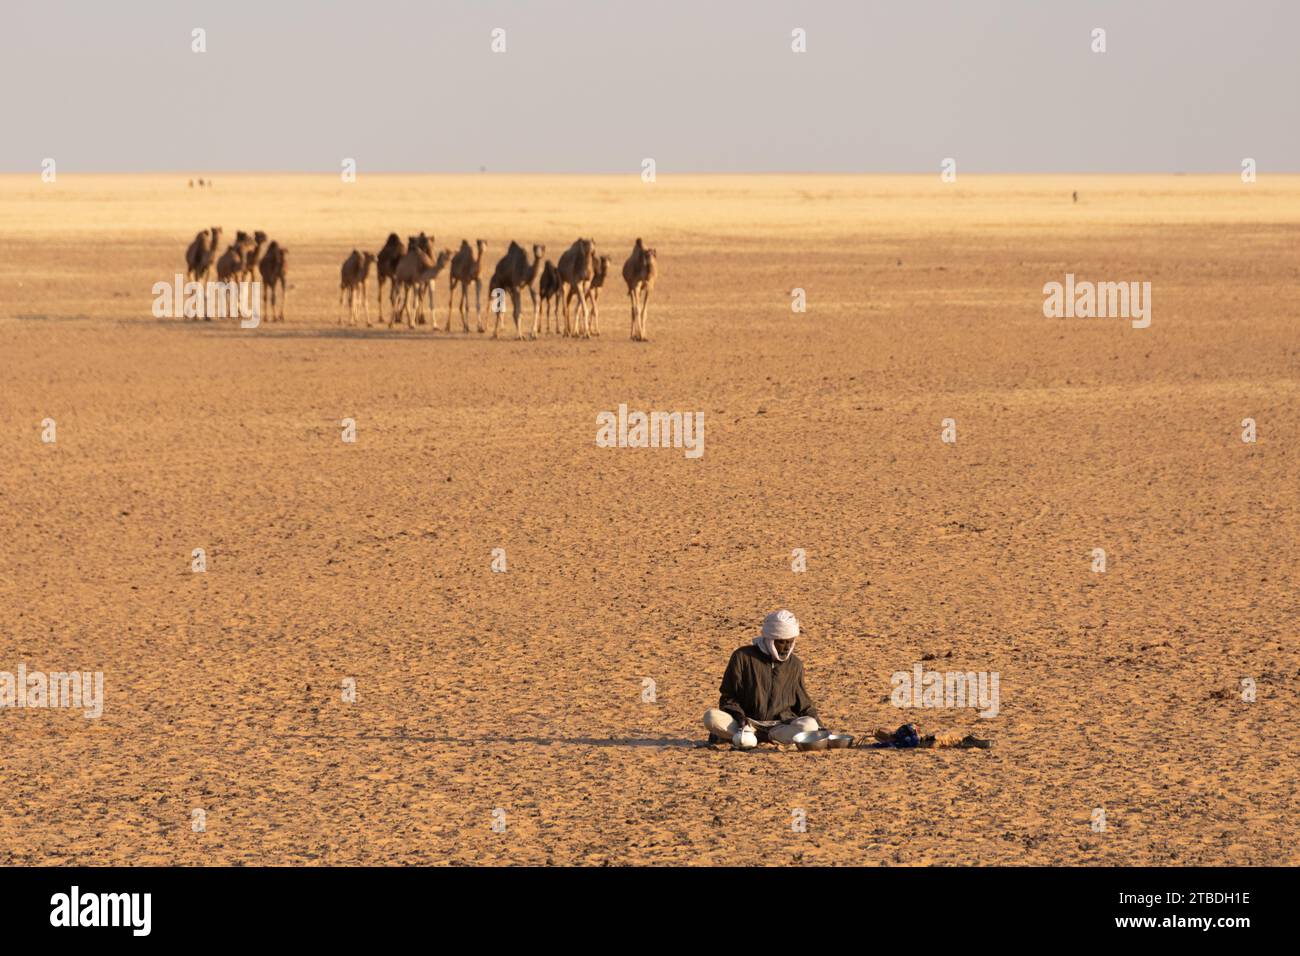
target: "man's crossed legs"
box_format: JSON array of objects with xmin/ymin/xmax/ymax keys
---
[{"xmin": 703, "ymin": 708, "xmax": 819, "ymax": 745}]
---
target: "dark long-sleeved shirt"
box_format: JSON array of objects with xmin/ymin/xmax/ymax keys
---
[{"xmin": 718, "ymin": 645, "xmax": 819, "ymax": 725}]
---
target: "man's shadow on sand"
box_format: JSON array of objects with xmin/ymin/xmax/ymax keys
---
[{"xmin": 286, "ymin": 733, "xmax": 703, "ymax": 749}]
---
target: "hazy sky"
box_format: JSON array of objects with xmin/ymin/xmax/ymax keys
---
[{"xmin": 3, "ymin": 0, "xmax": 1296, "ymax": 173}]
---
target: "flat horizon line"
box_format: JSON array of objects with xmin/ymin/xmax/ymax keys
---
[{"xmin": 4, "ymin": 170, "xmax": 1298, "ymax": 177}]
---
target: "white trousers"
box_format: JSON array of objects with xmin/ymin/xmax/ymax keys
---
[{"xmin": 703, "ymin": 708, "xmax": 819, "ymax": 744}]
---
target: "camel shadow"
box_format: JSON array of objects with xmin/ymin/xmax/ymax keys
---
[{"xmin": 154, "ymin": 319, "xmax": 515, "ymax": 343}]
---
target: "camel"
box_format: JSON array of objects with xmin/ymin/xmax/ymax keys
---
[
  {"xmin": 487, "ymin": 241, "xmax": 541, "ymax": 340},
  {"xmin": 214, "ymin": 230, "xmax": 258, "ymax": 283},
  {"xmin": 339, "ymin": 250, "xmax": 376, "ymax": 326},
  {"xmin": 185, "ymin": 228, "xmax": 210, "ymax": 282},
  {"xmin": 197, "ymin": 226, "xmax": 222, "ymax": 284},
  {"xmin": 391, "ymin": 236, "xmax": 451, "ymax": 329},
  {"xmin": 586, "ymin": 254, "xmax": 609, "ymax": 336},
  {"xmin": 259, "ymin": 241, "xmax": 287, "ymax": 322},
  {"xmin": 622, "ymin": 238, "xmax": 658, "ymax": 342},
  {"xmin": 185, "ymin": 228, "xmax": 208, "ymax": 272},
  {"xmin": 390, "ymin": 234, "xmax": 436, "ymax": 329},
  {"xmin": 448, "ymin": 239, "xmax": 488, "ymax": 333},
  {"xmin": 538, "ymin": 260, "xmax": 562, "ymax": 334},
  {"xmin": 375, "ymin": 233, "xmax": 405, "ymax": 324},
  {"xmin": 186, "ymin": 226, "xmax": 222, "ymax": 286},
  {"xmin": 240, "ymin": 231, "xmax": 268, "ymax": 285},
  {"xmin": 415, "ymin": 249, "xmax": 454, "ymax": 328},
  {"xmin": 215, "ymin": 241, "xmax": 243, "ymax": 284},
  {"xmin": 522, "ymin": 244, "xmax": 546, "ymax": 337},
  {"xmin": 556, "ymin": 238, "xmax": 596, "ymax": 338}
]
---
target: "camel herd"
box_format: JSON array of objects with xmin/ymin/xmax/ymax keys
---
[
  {"xmin": 182, "ymin": 228, "xmax": 657, "ymax": 339},
  {"xmin": 340, "ymin": 234, "xmax": 657, "ymax": 340},
  {"xmin": 184, "ymin": 227, "xmax": 287, "ymax": 321}
]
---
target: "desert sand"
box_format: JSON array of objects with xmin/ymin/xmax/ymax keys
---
[{"xmin": 0, "ymin": 173, "xmax": 1297, "ymax": 865}]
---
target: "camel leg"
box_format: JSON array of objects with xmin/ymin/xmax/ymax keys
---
[
  {"xmin": 629, "ymin": 290, "xmax": 639, "ymax": 340},
  {"xmin": 577, "ymin": 282, "xmax": 592, "ymax": 338},
  {"xmin": 527, "ymin": 287, "xmax": 539, "ymax": 339},
  {"xmin": 473, "ymin": 279, "xmax": 484, "ymax": 332},
  {"xmin": 512, "ymin": 290, "xmax": 523, "ymax": 340},
  {"xmin": 639, "ymin": 288, "xmax": 650, "ymax": 341},
  {"xmin": 591, "ymin": 291, "xmax": 600, "ymax": 336},
  {"xmin": 362, "ymin": 280, "xmax": 371, "ymax": 327}
]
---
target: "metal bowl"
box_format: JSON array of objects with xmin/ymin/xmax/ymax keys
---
[
  {"xmin": 793, "ymin": 730, "xmax": 832, "ymax": 751},
  {"xmin": 825, "ymin": 733, "xmax": 856, "ymax": 749}
]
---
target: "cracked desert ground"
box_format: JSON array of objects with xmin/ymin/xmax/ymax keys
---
[{"xmin": 1, "ymin": 174, "xmax": 1297, "ymax": 866}]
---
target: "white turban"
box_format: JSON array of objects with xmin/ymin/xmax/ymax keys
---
[{"xmin": 753, "ymin": 609, "xmax": 800, "ymax": 662}]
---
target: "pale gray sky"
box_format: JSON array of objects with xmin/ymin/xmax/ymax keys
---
[{"xmin": 2, "ymin": 0, "xmax": 1296, "ymax": 172}]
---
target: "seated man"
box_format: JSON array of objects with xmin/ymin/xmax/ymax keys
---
[{"xmin": 703, "ymin": 609, "xmax": 821, "ymax": 747}]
